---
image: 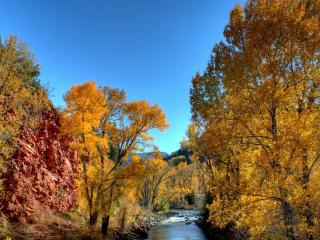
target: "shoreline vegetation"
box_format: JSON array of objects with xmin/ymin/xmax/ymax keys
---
[
  {"xmin": 0, "ymin": 208, "xmax": 199, "ymax": 240},
  {"xmin": 1, "ymin": 0, "xmax": 320, "ymax": 240}
]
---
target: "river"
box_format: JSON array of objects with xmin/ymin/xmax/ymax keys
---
[{"xmin": 148, "ymin": 210, "xmax": 208, "ymax": 240}]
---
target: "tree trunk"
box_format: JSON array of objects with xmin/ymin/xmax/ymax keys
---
[
  {"xmin": 89, "ymin": 211, "xmax": 99, "ymax": 225},
  {"xmin": 280, "ymin": 200, "xmax": 296, "ymax": 240},
  {"xmin": 101, "ymin": 188, "xmax": 113, "ymax": 238},
  {"xmin": 102, "ymin": 215, "xmax": 110, "ymax": 238},
  {"xmin": 120, "ymin": 207, "xmax": 127, "ymax": 230}
]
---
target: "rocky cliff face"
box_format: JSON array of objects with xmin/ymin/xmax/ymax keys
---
[{"xmin": 1, "ymin": 106, "xmax": 78, "ymax": 223}]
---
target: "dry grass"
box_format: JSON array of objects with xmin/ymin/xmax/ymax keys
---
[{"xmin": 0, "ymin": 210, "xmax": 113, "ymax": 240}]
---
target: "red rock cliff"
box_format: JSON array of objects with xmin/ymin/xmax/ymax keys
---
[{"xmin": 1, "ymin": 105, "xmax": 78, "ymax": 223}]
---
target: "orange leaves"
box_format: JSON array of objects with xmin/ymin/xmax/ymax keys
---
[
  {"xmin": 62, "ymin": 81, "xmax": 107, "ymax": 155},
  {"xmin": 62, "ymin": 81, "xmax": 106, "ymax": 135},
  {"xmin": 61, "ymin": 81, "xmax": 110, "ymax": 223},
  {"xmin": 125, "ymin": 100, "xmax": 168, "ymax": 131},
  {"xmin": 104, "ymin": 91, "xmax": 169, "ymax": 159},
  {"xmin": 61, "ymin": 80, "xmax": 169, "ymax": 223},
  {"xmin": 190, "ymin": 0, "xmax": 320, "ymax": 238}
]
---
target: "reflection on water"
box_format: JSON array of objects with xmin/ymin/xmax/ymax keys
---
[{"xmin": 148, "ymin": 210, "xmax": 207, "ymax": 240}]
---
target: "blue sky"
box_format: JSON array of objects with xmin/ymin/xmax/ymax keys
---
[{"xmin": 0, "ymin": 0, "xmax": 243, "ymax": 154}]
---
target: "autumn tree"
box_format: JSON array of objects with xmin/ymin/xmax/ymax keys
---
[
  {"xmin": 190, "ymin": 0, "xmax": 320, "ymax": 239},
  {"xmin": 168, "ymin": 162, "xmax": 198, "ymax": 207},
  {"xmin": 100, "ymin": 89, "xmax": 169, "ymax": 235},
  {"xmin": 62, "ymin": 81, "xmax": 107, "ymax": 225},
  {"xmin": 62, "ymin": 83, "xmax": 168, "ymax": 233},
  {"xmin": 101, "ymin": 87, "xmax": 169, "ymax": 166},
  {"xmin": 138, "ymin": 151, "xmax": 173, "ymax": 211},
  {"xmin": 166, "ymin": 141, "xmax": 200, "ymax": 208}
]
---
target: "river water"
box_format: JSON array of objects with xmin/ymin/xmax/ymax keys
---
[{"xmin": 148, "ymin": 210, "xmax": 208, "ymax": 240}]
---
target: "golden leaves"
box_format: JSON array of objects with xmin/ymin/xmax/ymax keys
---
[
  {"xmin": 61, "ymin": 80, "xmax": 169, "ymax": 223},
  {"xmin": 190, "ymin": 0, "xmax": 320, "ymax": 238},
  {"xmin": 62, "ymin": 81, "xmax": 108, "ymax": 157}
]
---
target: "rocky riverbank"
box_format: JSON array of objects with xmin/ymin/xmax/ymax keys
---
[{"xmin": 113, "ymin": 213, "xmax": 172, "ymax": 240}]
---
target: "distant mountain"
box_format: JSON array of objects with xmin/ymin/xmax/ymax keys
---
[
  {"xmin": 134, "ymin": 151, "xmax": 169, "ymax": 160},
  {"xmin": 124, "ymin": 148, "xmax": 194, "ymax": 167},
  {"xmin": 168, "ymin": 148, "xmax": 192, "ymax": 163},
  {"xmin": 125, "ymin": 149, "xmax": 193, "ymax": 166},
  {"xmin": 125, "ymin": 151, "xmax": 169, "ymax": 165}
]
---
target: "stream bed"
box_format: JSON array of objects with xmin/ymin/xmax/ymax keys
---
[{"xmin": 148, "ymin": 210, "xmax": 208, "ymax": 240}]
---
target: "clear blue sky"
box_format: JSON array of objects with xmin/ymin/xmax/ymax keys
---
[{"xmin": 0, "ymin": 0, "xmax": 243, "ymax": 154}]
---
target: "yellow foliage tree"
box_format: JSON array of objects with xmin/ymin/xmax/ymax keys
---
[
  {"xmin": 102, "ymin": 87, "xmax": 169, "ymax": 165},
  {"xmin": 168, "ymin": 162, "xmax": 199, "ymax": 207},
  {"xmin": 190, "ymin": 1, "xmax": 320, "ymax": 239},
  {"xmin": 139, "ymin": 151, "xmax": 173, "ymax": 211},
  {"xmin": 62, "ymin": 83, "xmax": 169, "ymax": 232},
  {"xmin": 62, "ymin": 81, "xmax": 108, "ymax": 225}
]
